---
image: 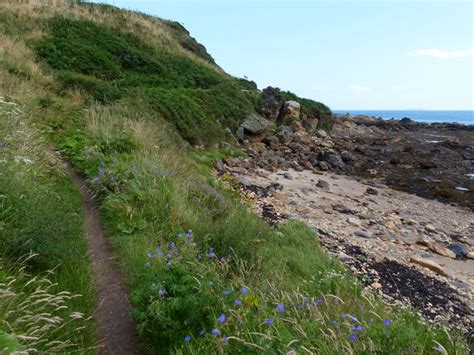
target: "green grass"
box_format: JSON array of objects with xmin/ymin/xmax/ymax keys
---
[
  {"xmin": 0, "ymin": 99, "xmax": 96, "ymax": 352},
  {"xmin": 0, "ymin": 1, "xmax": 469, "ymax": 354}
]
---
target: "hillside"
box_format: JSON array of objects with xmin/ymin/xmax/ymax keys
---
[{"xmin": 0, "ymin": 1, "xmax": 468, "ymax": 353}]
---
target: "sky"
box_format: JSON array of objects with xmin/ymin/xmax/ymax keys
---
[{"xmin": 91, "ymin": 0, "xmax": 473, "ymax": 110}]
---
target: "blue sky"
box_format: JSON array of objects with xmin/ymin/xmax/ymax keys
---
[{"xmin": 92, "ymin": 0, "xmax": 473, "ymax": 110}]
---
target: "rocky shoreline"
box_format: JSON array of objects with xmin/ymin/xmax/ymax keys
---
[{"xmin": 214, "ymin": 87, "xmax": 473, "ymax": 343}]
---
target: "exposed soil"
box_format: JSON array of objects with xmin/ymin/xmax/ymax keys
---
[{"xmin": 66, "ymin": 162, "xmax": 139, "ymax": 354}]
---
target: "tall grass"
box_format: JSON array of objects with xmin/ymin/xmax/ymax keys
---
[{"xmin": 0, "ymin": 98, "xmax": 96, "ymax": 351}]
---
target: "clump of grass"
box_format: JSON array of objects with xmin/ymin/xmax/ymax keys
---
[{"xmin": 0, "ymin": 255, "xmax": 93, "ymax": 353}]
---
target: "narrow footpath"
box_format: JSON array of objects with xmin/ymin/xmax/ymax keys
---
[{"xmin": 66, "ymin": 163, "xmax": 139, "ymax": 354}]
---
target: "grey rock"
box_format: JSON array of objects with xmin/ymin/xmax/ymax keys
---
[
  {"xmin": 283, "ymin": 172, "xmax": 293, "ymax": 180},
  {"xmin": 354, "ymin": 231, "xmax": 373, "ymax": 239},
  {"xmin": 220, "ymin": 141, "xmax": 231, "ymax": 151},
  {"xmin": 276, "ymin": 125, "xmax": 294, "ymax": 145},
  {"xmin": 317, "ymin": 161, "xmax": 331, "ymax": 171},
  {"xmin": 236, "ymin": 126, "xmax": 245, "ymax": 141},
  {"xmin": 446, "ymin": 243, "xmax": 469, "ymax": 257},
  {"xmin": 241, "ymin": 114, "xmax": 270, "ymax": 135},
  {"xmin": 318, "ymin": 149, "xmax": 344, "ymax": 169},
  {"xmin": 316, "ymin": 179, "xmax": 330, "ymax": 190},
  {"xmin": 215, "ymin": 159, "xmax": 224, "ymax": 172},
  {"xmin": 257, "ymin": 86, "xmax": 285, "ymax": 121}
]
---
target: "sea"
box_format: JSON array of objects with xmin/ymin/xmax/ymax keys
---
[{"xmin": 332, "ymin": 110, "xmax": 474, "ymax": 125}]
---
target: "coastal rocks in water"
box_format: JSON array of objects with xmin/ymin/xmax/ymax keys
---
[
  {"xmin": 316, "ymin": 179, "xmax": 330, "ymax": 190},
  {"xmin": 241, "ymin": 114, "xmax": 270, "ymax": 135},
  {"xmin": 318, "ymin": 149, "xmax": 344, "ymax": 169},
  {"xmin": 280, "ymin": 100, "xmax": 301, "ymax": 123},
  {"xmin": 446, "ymin": 243, "xmax": 469, "ymax": 258},
  {"xmin": 257, "ymin": 86, "xmax": 284, "ymax": 121},
  {"xmin": 410, "ymin": 257, "xmax": 445, "ymax": 275}
]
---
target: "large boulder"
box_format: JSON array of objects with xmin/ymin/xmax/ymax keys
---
[
  {"xmin": 241, "ymin": 114, "xmax": 270, "ymax": 135},
  {"xmin": 276, "ymin": 125, "xmax": 294, "ymax": 145},
  {"xmin": 258, "ymin": 87, "xmax": 285, "ymax": 121}
]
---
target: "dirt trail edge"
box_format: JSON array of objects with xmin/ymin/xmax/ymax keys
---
[{"xmin": 66, "ymin": 163, "xmax": 139, "ymax": 354}]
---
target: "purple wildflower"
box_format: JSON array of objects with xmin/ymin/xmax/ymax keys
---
[
  {"xmin": 177, "ymin": 233, "xmax": 183, "ymax": 238},
  {"xmin": 383, "ymin": 319, "xmax": 392, "ymax": 327},
  {"xmin": 170, "ymin": 241, "xmax": 176, "ymax": 249},
  {"xmin": 158, "ymin": 289, "xmax": 167, "ymax": 296},
  {"xmin": 265, "ymin": 318, "xmax": 273, "ymax": 325},
  {"xmin": 217, "ymin": 313, "xmax": 226, "ymax": 323},
  {"xmin": 435, "ymin": 345, "xmax": 445, "ymax": 352},
  {"xmin": 156, "ymin": 247, "xmax": 163, "ymax": 257},
  {"xmin": 167, "ymin": 252, "xmax": 172, "ymax": 258},
  {"xmin": 348, "ymin": 315, "xmax": 359, "ymax": 323},
  {"xmin": 184, "ymin": 335, "xmax": 191, "ymax": 343},
  {"xmin": 352, "ymin": 325, "xmax": 364, "ymax": 332},
  {"xmin": 341, "ymin": 312, "xmax": 347, "ymax": 319},
  {"xmin": 220, "ymin": 257, "xmax": 225, "ymax": 262},
  {"xmin": 276, "ymin": 303, "xmax": 285, "ymax": 313},
  {"xmin": 223, "ymin": 336, "xmax": 229, "ymax": 345},
  {"xmin": 223, "ymin": 290, "xmax": 231, "ymax": 295},
  {"xmin": 211, "ymin": 329, "xmax": 220, "ymax": 335},
  {"xmin": 208, "ymin": 248, "xmax": 216, "ymax": 258},
  {"xmin": 349, "ymin": 334, "xmax": 358, "ymax": 342},
  {"xmin": 241, "ymin": 287, "xmax": 248, "ymax": 295},
  {"xmin": 235, "ymin": 299, "xmax": 242, "ymax": 306}
]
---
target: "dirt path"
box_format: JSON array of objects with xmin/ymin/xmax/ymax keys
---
[{"xmin": 66, "ymin": 164, "xmax": 139, "ymax": 354}]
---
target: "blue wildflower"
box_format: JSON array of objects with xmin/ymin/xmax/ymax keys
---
[
  {"xmin": 348, "ymin": 315, "xmax": 358, "ymax": 323},
  {"xmin": 234, "ymin": 299, "xmax": 242, "ymax": 306},
  {"xmin": 211, "ymin": 329, "xmax": 220, "ymax": 335},
  {"xmin": 156, "ymin": 247, "xmax": 163, "ymax": 257},
  {"xmin": 383, "ymin": 319, "xmax": 392, "ymax": 327},
  {"xmin": 208, "ymin": 248, "xmax": 216, "ymax": 258},
  {"xmin": 265, "ymin": 318, "xmax": 273, "ymax": 325},
  {"xmin": 170, "ymin": 241, "xmax": 176, "ymax": 249},
  {"xmin": 435, "ymin": 345, "xmax": 445, "ymax": 352},
  {"xmin": 184, "ymin": 335, "xmax": 191, "ymax": 343},
  {"xmin": 332, "ymin": 297, "xmax": 340, "ymax": 302},
  {"xmin": 220, "ymin": 257, "xmax": 225, "ymax": 262},
  {"xmin": 147, "ymin": 252, "xmax": 154, "ymax": 258},
  {"xmin": 349, "ymin": 333, "xmax": 358, "ymax": 342},
  {"xmin": 241, "ymin": 287, "xmax": 248, "ymax": 295},
  {"xmin": 158, "ymin": 289, "xmax": 167, "ymax": 296},
  {"xmin": 223, "ymin": 336, "xmax": 229, "ymax": 345},
  {"xmin": 217, "ymin": 313, "xmax": 226, "ymax": 323},
  {"xmin": 341, "ymin": 312, "xmax": 347, "ymax": 319},
  {"xmin": 167, "ymin": 251, "xmax": 172, "ymax": 258},
  {"xmin": 276, "ymin": 303, "xmax": 285, "ymax": 313},
  {"xmin": 352, "ymin": 325, "xmax": 364, "ymax": 332},
  {"xmin": 177, "ymin": 233, "xmax": 183, "ymax": 238},
  {"xmin": 223, "ymin": 290, "xmax": 231, "ymax": 295}
]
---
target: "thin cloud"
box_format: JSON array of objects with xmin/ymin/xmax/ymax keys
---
[
  {"xmin": 409, "ymin": 48, "xmax": 473, "ymax": 59},
  {"xmin": 348, "ymin": 84, "xmax": 371, "ymax": 93}
]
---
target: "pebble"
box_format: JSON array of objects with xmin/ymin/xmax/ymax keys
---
[
  {"xmin": 366, "ymin": 187, "xmax": 378, "ymax": 195},
  {"xmin": 316, "ymin": 179, "xmax": 330, "ymax": 190},
  {"xmin": 283, "ymin": 172, "xmax": 293, "ymax": 180},
  {"xmin": 354, "ymin": 231, "xmax": 372, "ymax": 239},
  {"xmin": 347, "ymin": 217, "xmax": 362, "ymax": 227},
  {"xmin": 410, "ymin": 257, "xmax": 445, "ymax": 275}
]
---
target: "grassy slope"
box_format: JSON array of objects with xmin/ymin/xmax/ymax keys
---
[{"xmin": 0, "ymin": 1, "xmax": 467, "ymax": 354}]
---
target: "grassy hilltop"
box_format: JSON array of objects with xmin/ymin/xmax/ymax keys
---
[{"xmin": 0, "ymin": 1, "xmax": 467, "ymax": 353}]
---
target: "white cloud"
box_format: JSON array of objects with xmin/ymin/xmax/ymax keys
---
[
  {"xmin": 409, "ymin": 48, "xmax": 473, "ymax": 59},
  {"xmin": 348, "ymin": 84, "xmax": 371, "ymax": 93}
]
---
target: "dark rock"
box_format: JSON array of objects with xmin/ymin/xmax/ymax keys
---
[
  {"xmin": 283, "ymin": 172, "xmax": 293, "ymax": 180},
  {"xmin": 340, "ymin": 150, "xmax": 353, "ymax": 163},
  {"xmin": 317, "ymin": 161, "xmax": 331, "ymax": 171},
  {"xmin": 316, "ymin": 179, "xmax": 330, "ymax": 190},
  {"xmin": 366, "ymin": 187, "xmax": 379, "ymax": 195},
  {"xmin": 390, "ymin": 157, "xmax": 400, "ymax": 165},
  {"xmin": 446, "ymin": 243, "xmax": 469, "ymax": 258},
  {"xmin": 257, "ymin": 86, "xmax": 285, "ymax": 121},
  {"xmin": 318, "ymin": 149, "xmax": 344, "ymax": 169}
]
